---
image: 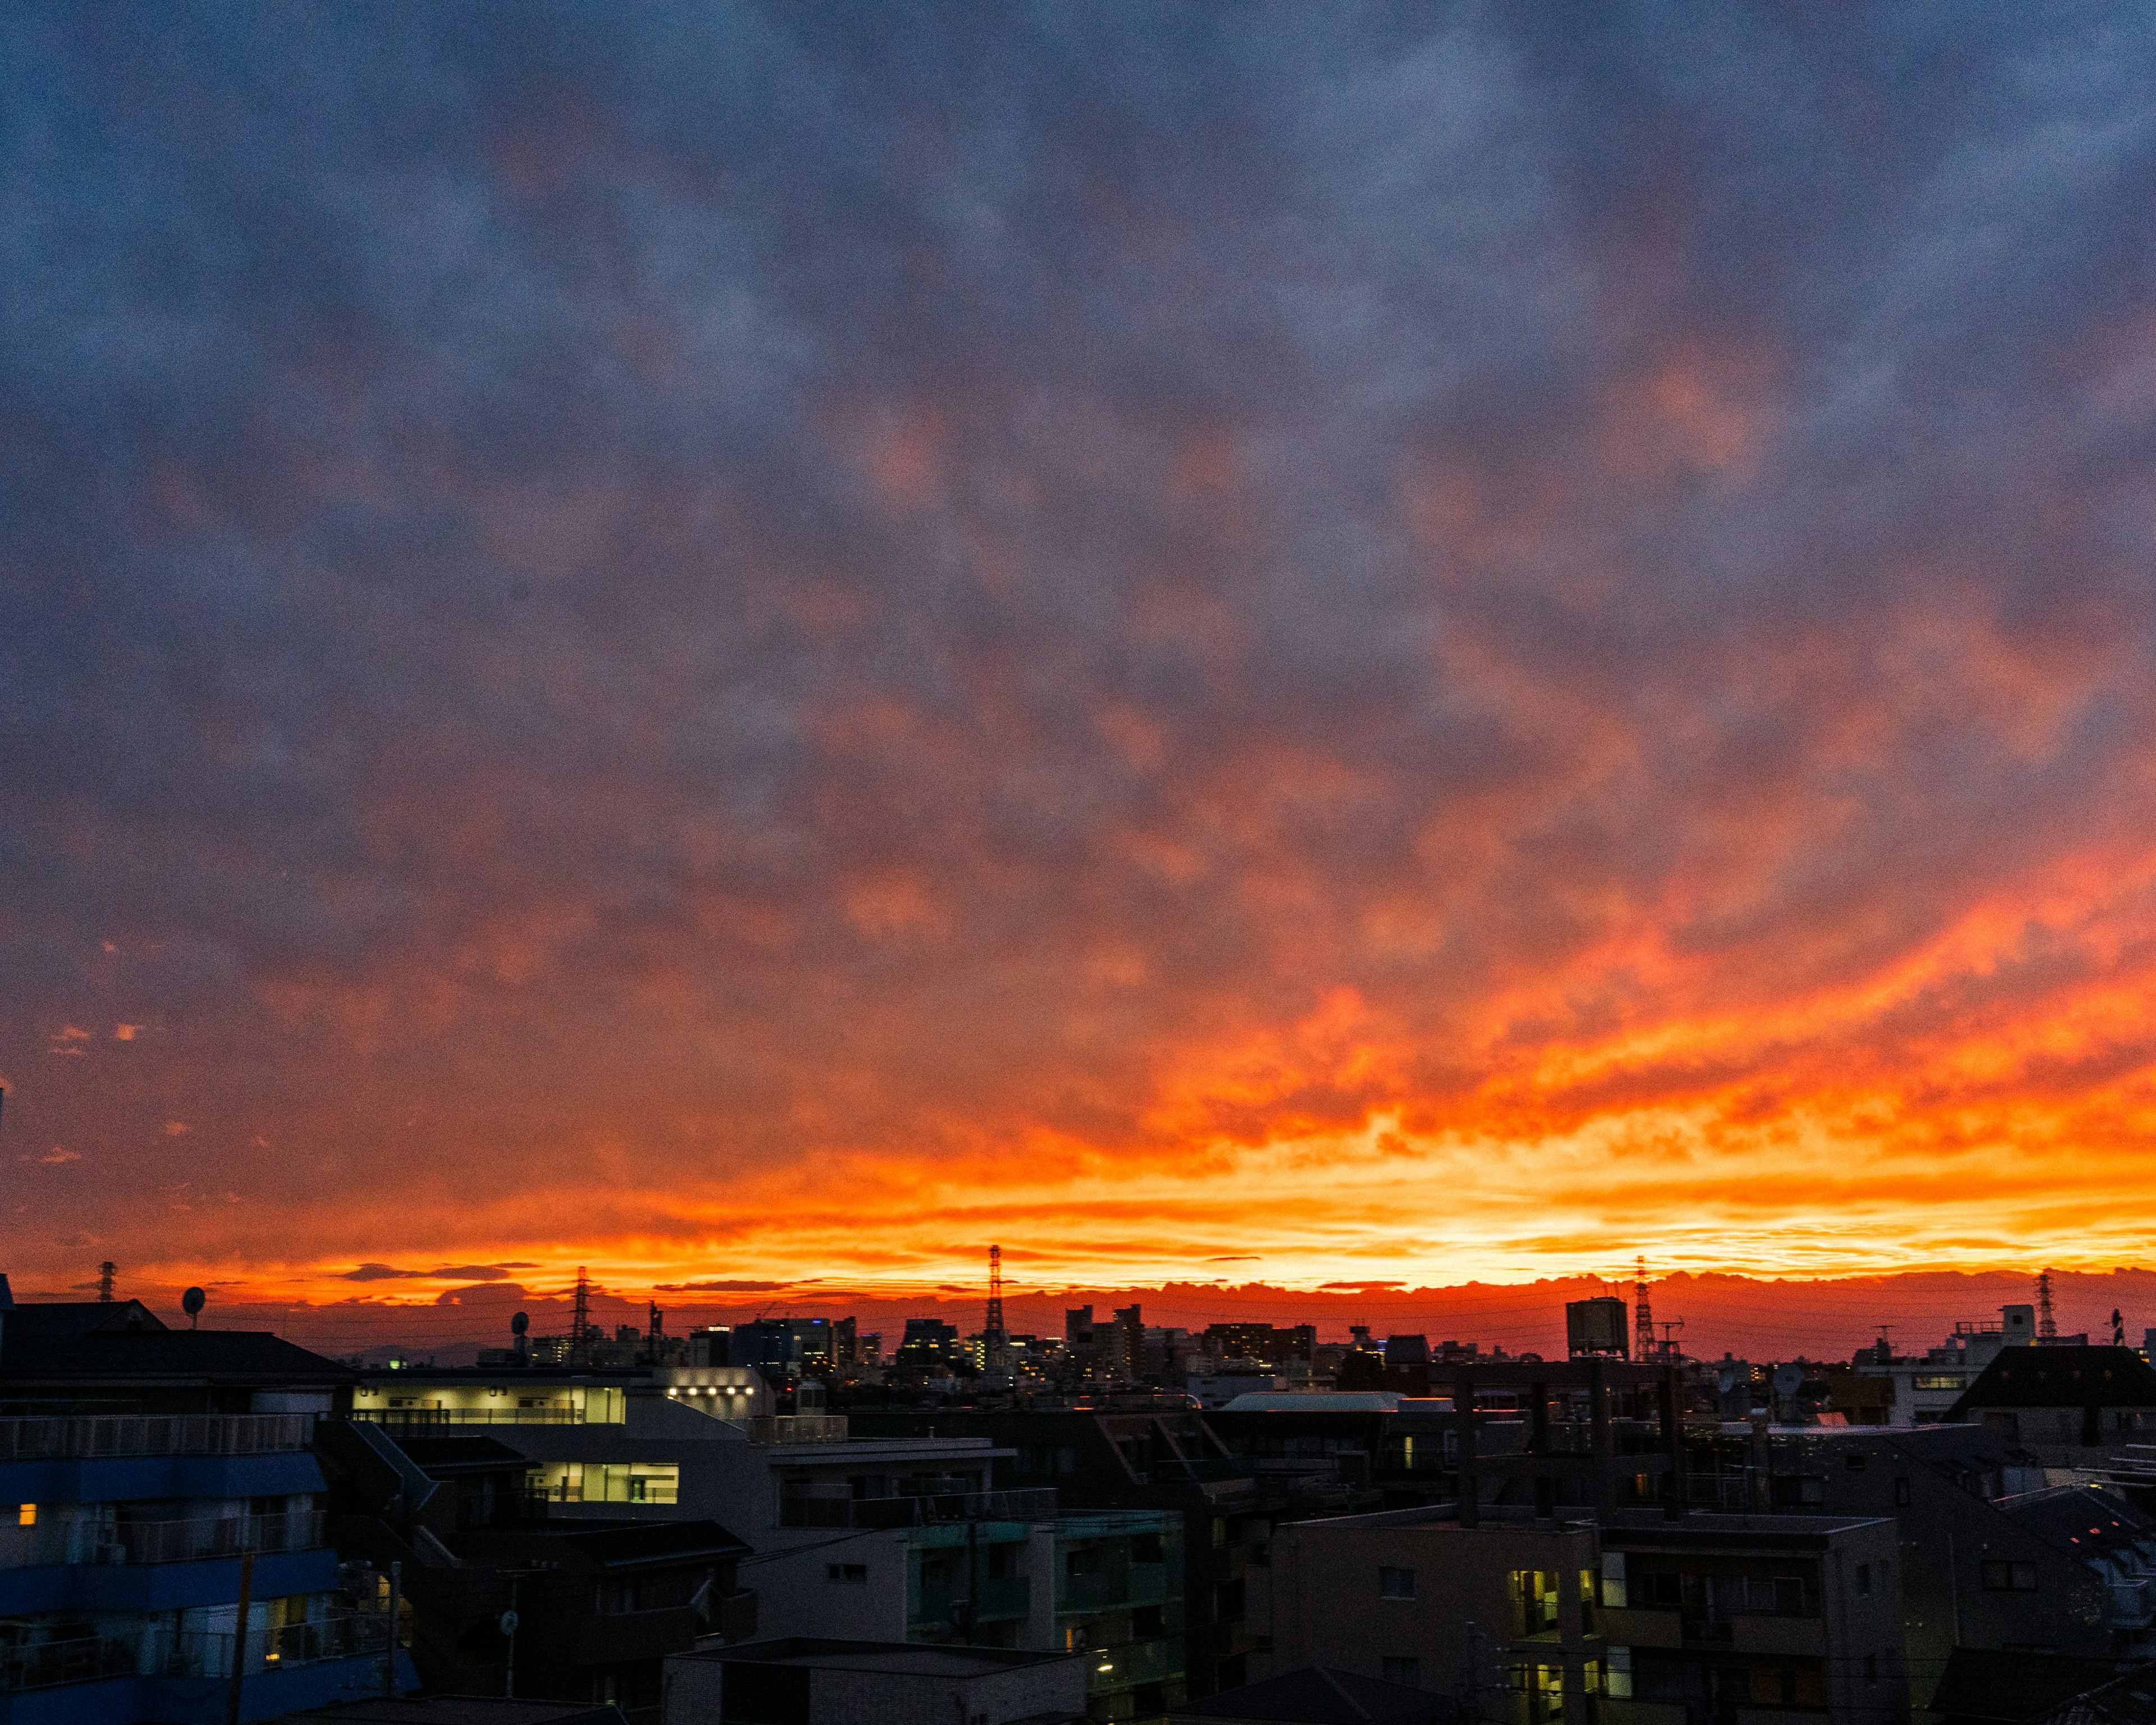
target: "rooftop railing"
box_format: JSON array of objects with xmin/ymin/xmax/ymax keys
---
[
  {"xmin": 351, "ymin": 1406, "xmax": 584, "ymax": 1426},
  {"xmin": 0, "ymin": 1413, "xmax": 314, "ymax": 1461},
  {"xmin": 741, "ymin": 1414, "xmax": 848, "ymax": 1445}
]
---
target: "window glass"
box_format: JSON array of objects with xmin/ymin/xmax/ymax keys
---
[{"xmin": 1379, "ymin": 1566, "xmax": 1416, "ymax": 1600}]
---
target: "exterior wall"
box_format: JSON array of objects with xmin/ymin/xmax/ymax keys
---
[{"xmin": 750, "ymin": 1529, "xmax": 912, "ymax": 1642}]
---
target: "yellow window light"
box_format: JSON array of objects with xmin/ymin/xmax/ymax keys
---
[{"xmin": 17, "ymin": 1505, "xmax": 34, "ymax": 1527}]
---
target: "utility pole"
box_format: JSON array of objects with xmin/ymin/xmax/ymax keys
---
[
  {"xmin": 503, "ymin": 1573, "xmax": 523, "ymax": 1699},
  {"xmin": 226, "ymin": 1547, "xmax": 255, "ymax": 1725},
  {"xmin": 382, "ymin": 1560, "xmax": 403, "ymax": 1697}
]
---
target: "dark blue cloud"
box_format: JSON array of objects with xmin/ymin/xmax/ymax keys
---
[{"xmin": 4, "ymin": 2, "xmax": 2156, "ymax": 1271}]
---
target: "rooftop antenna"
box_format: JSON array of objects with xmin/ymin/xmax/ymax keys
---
[
  {"xmin": 1657, "ymin": 1317, "xmax": 1685, "ymax": 1360},
  {"xmin": 1633, "ymin": 1256, "xmax": 1653, "ymax": 1361},
  {"xmin": 2036, "ymin": 1268, "xmax": 2058, "ymax": 1340},
  {"xmin": 181, "ymin": 1286, "xmax": 205, "ymax": 1329},
  {"xmin": 97, "ymin": 1261, "xmax": 116, "ymax": 1304}
]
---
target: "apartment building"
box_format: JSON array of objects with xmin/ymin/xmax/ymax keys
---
[
  {"xmin": 0, "ymin": 1282, "xmax": 400, "ymax": 1723},
  {"xmin": 1267, "ymin": 1507, "xmax": 1907, "ymax": 1725}
]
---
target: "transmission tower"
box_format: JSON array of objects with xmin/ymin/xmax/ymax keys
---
[
  {"xmin": 984, "ymin": 1245, "xmax": 1008, "ymax": 1372},
  {"xmin": 2035, "ymin": 1268, "xmax": 2057, "ymax": 1340},
  {"xmin": 97, "ymin": 1261, "xmax": 115, "ymax": 1303},
  {"xmin": 1633, "ymin": 1256, "xmax": 1654, "ymax": 1361},
  {"xmin": 572, "ymin": 1267, "xmax": 591, "ymax": 1362}
]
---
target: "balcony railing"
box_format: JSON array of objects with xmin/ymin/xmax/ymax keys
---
[
  {"xmin": 779, "ymin": 1487, "xmax": 1058, "ymax": 1529},
  {"xmin": 0, "ymin": 1612, "xmax": 390, "ymax": 1692},
  {"xmin": 0, "ymin": 1509, "xmax": 326, "ymax": 1570},
  {"xmin": 911, "ymin": 1573, "xmax": 1033, "ymax": 1629},
  {"xmin": 0, "ymin": 1413, "xmax": 314, "ymax": 1461},
  {"xmin": 352, "ymin": 1406, "xmax": 583, "ymax": 1426}
]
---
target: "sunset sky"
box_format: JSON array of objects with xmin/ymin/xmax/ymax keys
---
[{"xmin": 7, "ymin": 6, "xmax": 2156, "ymax": 1321}]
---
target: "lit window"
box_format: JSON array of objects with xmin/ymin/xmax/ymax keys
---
[{"xmin": 17, "ymin": 1505, "xmax": 34, "ymax": 1527}]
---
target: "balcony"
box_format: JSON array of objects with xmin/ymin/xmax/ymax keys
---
[
  {"xmin": 1062, "ymin": 1564, "xmax": 1172, "ymax": 1613},
  {"xmin": 0, "ymin": 1509, "xmax": 325, "ymax": 1570},
  {"xmin": 1090, "ymin": 1635, "xmax": 1181, "ymax": 1690},
  {"xmin": 910, "ymin": 1573, "xmax": 1033, "ymax": 1631},
  {"xmin": 779, "ymin": 1487, "xmax": 1058, "ymax": 1529},
  {"xmin": 1729, "ymin": 1616, "xmax": 1826, "ymax": 1657},
  {"xmin": 0, "ymin": 1612, "xmax": 390, "ymax": 1692},
  {"xmin": 1598, "ymin": 1607, "xmax": 1683, "ymax": 1649},
  {"xmin": 0, "ymin": 1414, "xmax": 313, "ymax": 1461},
  {"xmin": 569, "ymin": 1604, "xmax": 706, "ymax": 1667}
]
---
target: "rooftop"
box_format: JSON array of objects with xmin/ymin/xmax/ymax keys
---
[
  {"xmin": 272, "ymin": 1700, "xmax": 624, "ymax": 1724},
  {"xmin": 1949, "ymin": 1348, "xmax": 2156, "ymax": 1416},
  {"xmin": 678, "ymin": 1636, "xmax": 1081, "ymax": 1677},
  {"xmin": 1173, "ymin": 1664, "xmax": 1452, "ymax": 1723},
  {"xmin": 0, "ymin": 1302, "xmax": 353, "ymax": 1386},
  {"xmin": 1930, "ymin": 1649, "xmax": 2141, "ymax": 1723}
]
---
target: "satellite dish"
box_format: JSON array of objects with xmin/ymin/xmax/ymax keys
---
[
  {"xmin": 1716, "ymin": 1366, "xmax": 1739, "ymax": 1395},
  {"xmin": 181, "ymin": 1287, "xmax": 206, "ymax": 1329},
  {"xmin": 1772, "ymin": 1364, "xmax": 1804, "ymax": 1397},
  {"xmin": 510, "ymin": 1311, "xmax": 529, "ymax": 1336}
]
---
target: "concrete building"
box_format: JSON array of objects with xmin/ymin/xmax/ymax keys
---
[
  {"xmin": 660, "ymin": 1638, "xmax": 1086, "ymax": 1725},
  {"xmin": 1266, "ymin": 1507, "xmax": 1908, "ymax": 1725},
  {"xmin": 0, "ymin": 1281, "xmax": 400, "ymax": 1723}
]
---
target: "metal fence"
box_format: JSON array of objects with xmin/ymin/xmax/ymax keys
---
[{"xmin": 0, "ymin": 1413, "xmax": 314, "ymax": 1461}]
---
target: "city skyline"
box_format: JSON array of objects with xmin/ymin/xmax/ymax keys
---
[{"xmin": 9, "ymin": 8, "xmax": 2156, "ymax": 1302}]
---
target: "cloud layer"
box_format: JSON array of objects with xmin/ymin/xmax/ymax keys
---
[{"xmin": 6, "ymin": 4, "xmax": 2156, "ymax": 1298}]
